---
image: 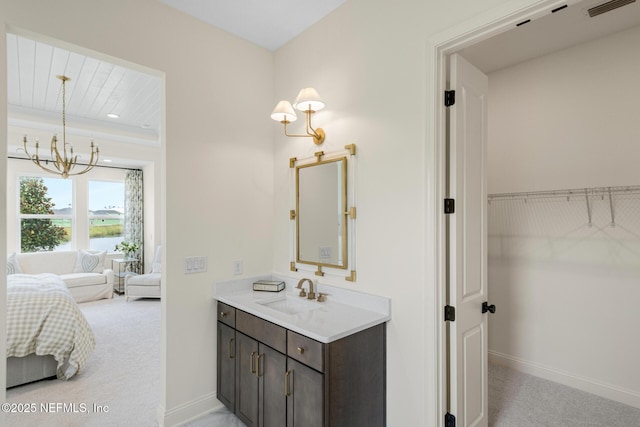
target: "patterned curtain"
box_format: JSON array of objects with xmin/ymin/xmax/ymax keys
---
[{"xmin": 124, "ymin": 170, "xmax": 144, "ymax": 273}]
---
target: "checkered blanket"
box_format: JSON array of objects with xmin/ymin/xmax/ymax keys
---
[{"xmin": 7, "ymin": 273, "xmax": 95, "ymax": 380}]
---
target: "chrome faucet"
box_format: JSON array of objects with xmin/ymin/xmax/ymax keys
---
[{"xmin": 296, "ymin": 278, "xmax": 316, "ymax": 300}]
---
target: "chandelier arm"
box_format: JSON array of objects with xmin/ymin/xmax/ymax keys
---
[
  {"xmin": 22, "ymin": 138, "xmax": 50, "ymax": 173},
  {"xmin": 64, "ymin": 146, "xmax": 100, "ymax": 176},
  {"xmin": 70, "ymin": 158, "xmax": 97, "ymax": 176},
  {"xmin": 52, "ymin": 159, "xmax": 65, "ymax": 174},
  {"xmin": 22, "ymin": 136, "xmax": 34, "ymax": 160},
  {"xmin": 50, "ymin": 137, "xmax": 56, "ymax": 161},
  {"xmin": 87, "ymin": 147, "xmax": 99, "ymax": 167},
  {"xmin": 30, "ymin": 157, "xmax": 64, "ymax": 175},
  {"xmin": 72, "ymin": 164, "xmax": 97, "ymax": 176},
  {"xmin": 51, "ymin": 136, "xmax": 68, "ymax": 172}
]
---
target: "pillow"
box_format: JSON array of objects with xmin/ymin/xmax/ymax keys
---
[
  {"xmin": 73, "ymin": 250, "xmax": 106, "ymax": 273},
  {"xmin": 6, "ymin": 253, "xmax": 23, "ymax": 275},
  {"xmin": 151, "ymin": 262, "xmax": 162, "ymax": 274}
]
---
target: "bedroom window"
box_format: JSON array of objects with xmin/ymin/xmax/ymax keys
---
[
  {"xmin": 19, "ymin": 176, "xmax": 72, "ymax": 252},
  {"xmin": 17, "ymin": 173, "xmax": 127, "ymax": 253},
  {"xmin": 89, "ymin": 181, "xmax": 125, "ymax": 252}
]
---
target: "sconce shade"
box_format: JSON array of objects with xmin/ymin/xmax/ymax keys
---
[
  {"xmin": 271, "ymin": 100, "xmax": 298, "ymax": 123},
  {"xmin": 293, "ymin": 87, "xmax": 325, "ymax": 112},
  {"xmin": 271, "ymin": 87, "xmax": 326, "ymax": 145}
]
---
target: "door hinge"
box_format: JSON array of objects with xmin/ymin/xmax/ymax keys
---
[
  {"xmin": 445, "ymin": 412, "xmax": 456, "ymax": 427},
  {"xmin": 444, "ymin": 90, "xmax": 456, "ymax": 107},
  {"xmin": 444, "ymin": 305, "xmax": 456, "ymax": 322},
  {"xmin": 444, "ymin": 198, "xmax": 455, "ymax": 214}
]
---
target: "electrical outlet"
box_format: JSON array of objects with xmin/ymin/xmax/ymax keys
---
[{"xmin": 233, "ymin": 260, "xmax": 243, "ymax": 275}]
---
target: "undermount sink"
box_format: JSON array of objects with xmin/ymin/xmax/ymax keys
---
[{"xmin": 257, "ymin": 295, "xmax": 321, "ymax": 315}]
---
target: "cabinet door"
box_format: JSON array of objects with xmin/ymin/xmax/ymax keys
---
[
  {"xmin": 236, "ymin": 332, "xmax": 259, "ymax": 427},
  {"xmin": 217, "ymin": 322, "xmax": 236, "ymax": 411},
  {"xmin": 258, "ymin": 344, "xmax": 286, "ymax": 427},
  {"xmin": 286, "ymin": 358, "xmax": 324, "ymax": 427}
]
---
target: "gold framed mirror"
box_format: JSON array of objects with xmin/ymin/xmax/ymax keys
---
[
  {"xmin": 290, "ymin": 145, "xmax": 356, "ymax": 280},
  {"xmin": 296, "ymin": 156, "xmax": 347, "ymax": 269}
]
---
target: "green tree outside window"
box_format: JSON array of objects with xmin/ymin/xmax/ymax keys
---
[{"xmin": 20, "ymin": 177, "xmax": 67, "ymax": 252}]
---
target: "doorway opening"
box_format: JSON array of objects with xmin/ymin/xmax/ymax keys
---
[
  {"xmin": 4, "ymin": 28, "xmax": 165, "ymax": 424},
  {"xmin": 431, "ymin": 0, "xmax": 640, "ymax": 425}
]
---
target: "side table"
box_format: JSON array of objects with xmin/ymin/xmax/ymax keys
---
[{"xmin": 112, "ymin": 258, "xmax": 139, "ymax": 294}]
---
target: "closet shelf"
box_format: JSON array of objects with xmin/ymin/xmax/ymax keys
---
[
  {"xmin": 488, "ymin": 185, "xmax": 640, "ymax": 202},
  {"xmin": 488, "ymin": 184, "xmax": 640, "ymax": 227}
]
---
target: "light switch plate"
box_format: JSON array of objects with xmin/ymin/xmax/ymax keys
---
[{"xmin": 184, "ymin": 256, "xmax": 207, "ymax": 274}]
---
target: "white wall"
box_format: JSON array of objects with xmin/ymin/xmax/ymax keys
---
[
  {"xmin": 273, "ymin": 3, "xmax": 429, "ymax": 423},
  {"xmin": 487, "ymin": 25, "xmax": 640, "ymax": 193},
  {"xmin": 272, "ymin": 0, "xmax": 518, "ymax": 424},
  {"xmin": 486, "ymin": 25, "xmax": 640, "ymax": 407},
  {"xmin": 2, "ymin": 0, "xmax": 274, "ymax": 425}
]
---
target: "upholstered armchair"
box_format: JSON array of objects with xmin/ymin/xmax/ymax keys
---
[{"xmin": 124, "ymin": 246, "xmax": 161, "ymax": 301}]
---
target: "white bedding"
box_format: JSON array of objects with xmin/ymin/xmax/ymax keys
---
[{"xmin": 7, "ymin": 273, "xmax": 95, "ymax": 380}]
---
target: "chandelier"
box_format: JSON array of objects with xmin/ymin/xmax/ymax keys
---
[{"xmin": 22, "ymin": 75, "xmax": 99, "ymax": 179}]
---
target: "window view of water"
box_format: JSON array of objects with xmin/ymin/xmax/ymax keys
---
[
  {"xmin": 19, "ymin": 176, "xmax": 127, "ymax": 254},
  {"xmin": 92, "ymin": 236, "xmax": 125, "ymax": 252},
  {"xmin": 55, "ymin": 236, "xmax": 124, "ymax": 252}
]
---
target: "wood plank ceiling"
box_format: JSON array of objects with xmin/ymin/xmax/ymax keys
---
[{"xmin": 6, "ymin": 33, "xmax": 161, "ymax": 148}]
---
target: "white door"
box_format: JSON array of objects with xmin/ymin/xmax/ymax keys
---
[{"xmin": 447, "ymin": 53, "xmax": 489, "ymax": 427}]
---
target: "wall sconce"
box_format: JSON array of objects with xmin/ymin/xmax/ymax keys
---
[{"xmin": 271, "ymin": 87, "xmax": 326, "ymax": 145}]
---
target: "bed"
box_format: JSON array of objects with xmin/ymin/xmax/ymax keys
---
[{"xmin": 6, "ymin": 273, "xmax": 95, "ymax": 387}]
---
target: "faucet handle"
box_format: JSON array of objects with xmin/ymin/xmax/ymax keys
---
[
  {"xmin": 298, "ymin": 289, "xmax": 307, "ymax": 298},
  {"xmin": 317, "ymin": 293, "xmax": 327, "ymax": 302}
]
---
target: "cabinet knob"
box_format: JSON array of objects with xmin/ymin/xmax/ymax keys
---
[
  {"xmin": 220, "ymin": 311, "xmax": 227, "ymax": 317},
  {"xmin": 297, "ymin": 347, "xmax": 305, "ymax": 354}
]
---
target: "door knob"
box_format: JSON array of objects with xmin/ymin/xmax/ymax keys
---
[{"xmin": 482, "ymin": 301, "xmax": 496, "ymax": 314}]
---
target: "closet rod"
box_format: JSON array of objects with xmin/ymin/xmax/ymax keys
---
[{"xmin": 488, "ymin": 184, "xmax": 640, "ymax": 202}]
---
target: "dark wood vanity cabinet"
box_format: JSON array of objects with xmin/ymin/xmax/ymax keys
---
[
  {"xmin": 236, "ymin": 332, "xmax": 288, "ymax": 426},
  {"xmin": 217, "ymin": 322, "xmax": 236, "ymax": 409},
  {"xmin": 216, "ymin": 301, "xmax": 386, "ymax": 427},
  {"xmin": 217, "ymin": 302, "xmax": 237, "ymax": 410},
  {"xmin": 286, "ymin": 357, "xmax": 323, "ymax": 427}
]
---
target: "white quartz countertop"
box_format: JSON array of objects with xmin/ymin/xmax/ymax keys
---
[{"xmin": 214, "ymin": 275, "xmax": 391, "ymax": 343}]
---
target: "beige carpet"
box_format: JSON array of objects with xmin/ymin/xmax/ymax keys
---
[
  {"xmin": 489, "ymin": 363, "xmax": 640, "ymax": 426},
  {"xmin": 6, "ymin": 294, "xmax": 161, "ymax": 427}
]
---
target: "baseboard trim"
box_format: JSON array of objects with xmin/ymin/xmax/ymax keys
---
[
  {"xmin": 489, "ymin": 350, "xmax": 640, "ymax": 409},
  {"xmin": 156, "ymin": 392, "xmax": 224, "ymax": 427}
]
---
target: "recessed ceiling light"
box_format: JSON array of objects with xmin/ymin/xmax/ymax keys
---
[
  {"xmin": 103, "ymin": 159, "xmax": 112, "ymax": 163},
  {"xmin": 141, "ymin": 123, "xmax": 150, "ymax": 129},
  {"xmin": 107, "ymin": 113, "xmax": 119, "ymax": 119}
]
